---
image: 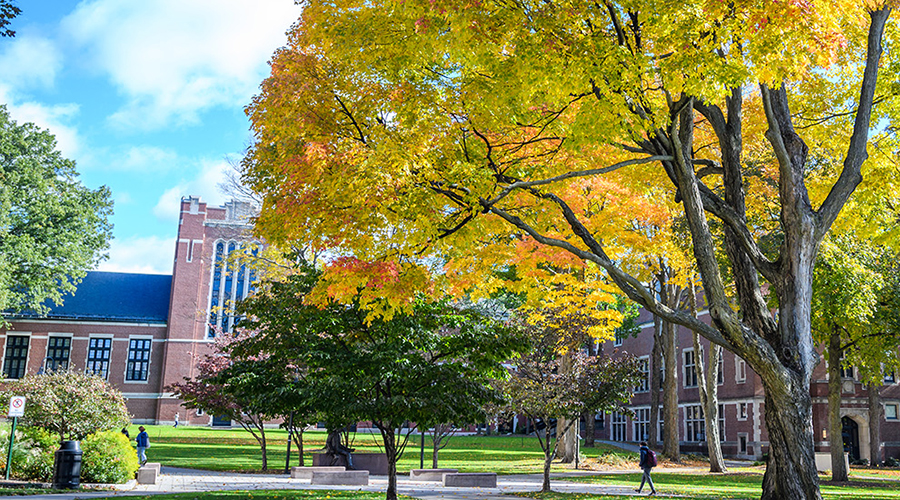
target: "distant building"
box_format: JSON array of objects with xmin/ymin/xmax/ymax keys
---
[
  {"xmin": 597, "ymin": 308, "xmax": 900, "ymax": 462},
  {"xmin": 0, "ymin": 196, "xmax": 258, "ymax": 425}
]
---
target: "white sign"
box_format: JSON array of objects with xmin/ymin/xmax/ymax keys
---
[{"xmin": 8, "ymin": 396, "xmax": 25, "ymax": 418}]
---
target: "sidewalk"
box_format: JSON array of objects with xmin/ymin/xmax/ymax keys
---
[{"xmin": 0, "ymin": 467, "xmax": 651, "ymax": 500}]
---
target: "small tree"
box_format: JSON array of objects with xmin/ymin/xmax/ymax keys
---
[
  {"xmin": 2, "ymin": 371, "xmax": 130, "ymax": 442},
  {"xmin": 168, "ymin": 334, "xmax": 278, "ymax": 470},
  {"xmin": 233, "ymin": 259, "xmax": 527, "ymax": 500},
  {"xmin": 495, "ymin": 328, "xmax": 641, "ymax": 492}
]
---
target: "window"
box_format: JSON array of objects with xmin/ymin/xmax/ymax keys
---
[
  {"xmin": 886, "ymin": 404, "xmax": 899, "ymax": 420},
  {"xmin": 684, "ymin": 349, "xmax": 698, "ymax": 388},
  {"xmin": 596, "ymin": 412, "xmax": 604, "ymax": 430},
  {"xmin": 633, "ymin": 408, "xmax": 650, "ymax": 441},
  {"xmin": 87, "ymin": 337, "xmax": 112, "ymax": 379},
  {"xmin": 2, "ymin": 336, "xmax": 29, "ymax": 379},
  {"xmin": 611, "ymin": 411, "xmax": 627, "ymax": 441},
  {"xmin": 126, "ymin": 338, "xmax": 152, "ymax": 381},
  {"xmin": 841, "ymin": 364, "xmax": 855, "ymax": 379},
  {"xmin": 736, "ymin": 356, "xmax": 747, "ymax": 384},
  {"xmin": 717, "ymin": 355, "xmax": 725, "ymax": 385},
  {"xmin": 685, "ymin": 405, "xmax": 705, "ymax": 442},
  {"xmin": 718, "ymin": 403, "xmax": 726, "ymax": 440},
  {"xmin": 635, "ymin": 357, "xmax": 650, "ymax": 393},
  {"xmin": 885, "ymin": 370, "xmax": 896, "ymax": 384},
  {"xmin": 738, "ymin": 433, "xmax": 749, "ymax": 454},
  {"xmin": 207, "ymin": 241, "xmax": 260, "ymax": 337},
  {"xmin": 196, "ymin": 408, "xmax": 205, "ymax": 417},
  {"xmin": 46, "ymin": 336, "xmax": 71, "ymax": 371},
  {"xmin": 613, "ymin": 330, "xmax": 624, "ymax": 347},
  {"xmin": 738, "ymin": 402, "xmax": 749, "ymax": 420}
]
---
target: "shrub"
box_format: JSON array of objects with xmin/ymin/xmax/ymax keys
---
[
  {"xmin": 1, "ymin": 371, "xmax": 130, "ymax": 441},
  {"xmin": 886, "ymin": 456, "xmax": 900, "ymax": 467},
  {"xmin": 0, "ymin": 426, "xmax": 56, "ymax": 481},
  {"xmin": 81, "ymin": 431, "xmax": 140, "ymax": 484}
]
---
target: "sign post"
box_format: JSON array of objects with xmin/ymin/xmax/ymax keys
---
[{"xmin": 6, "ymin": 396, "xmax": 25, "ymax": 480}]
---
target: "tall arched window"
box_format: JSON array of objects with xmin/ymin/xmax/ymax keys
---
[{"xmin": 207, "ymin": 241, "xmax": 260, "ymax": 338}]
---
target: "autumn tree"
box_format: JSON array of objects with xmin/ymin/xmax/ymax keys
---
[
  {"xmin": 244, "ymin": 2, "xmax": 900, "ymax": 498},
  {"xmin": 494, "ymin": 327, "xmax": 640, "ymax": 492},
  {"xmin": 0, "ymin": 107, "xmax": 113, "ymax": 319}
]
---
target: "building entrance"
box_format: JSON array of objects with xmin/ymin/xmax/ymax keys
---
[{"xmin": 841, "ymin": 416, "xmax": 860, "ymax": 461}]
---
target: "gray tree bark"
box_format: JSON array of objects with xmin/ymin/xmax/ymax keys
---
[
  {"xmin": 658, "ymin": 277, "xmax": 681, "ymax": 461},
  {"xmin": 648, "ymin": 312, "xmax": 663, "ymax": 449},
  {"xmin": 827, "ymin": 332, "xmax": 849, "ymax": 482},
  {"xmin": 869, "ymin": 383, "xmax": 883, "ymax": 466},
  {"xmin": 692, "ymin": 331, "xmax": 727, "ymax": 472}
]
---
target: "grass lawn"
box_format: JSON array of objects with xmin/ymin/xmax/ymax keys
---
[
  {"xmin": 131, "ymin": 425, "xmax": 633, "ymax": 475},
  {"xmin": 563, "ymin": 470, "xmax": 900, "ymax": 499}
]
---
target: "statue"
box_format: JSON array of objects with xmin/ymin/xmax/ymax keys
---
[{"xmin": 324, "ymin": 427, "xmax": 355, "ymax": 469}]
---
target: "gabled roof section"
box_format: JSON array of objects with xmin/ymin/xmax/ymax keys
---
[{"xmin": 10, "ymin": 271, "xmax": 172, "ymax": 324}]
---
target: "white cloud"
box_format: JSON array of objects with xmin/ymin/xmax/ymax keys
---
[
  {"xmin": 0, "ymin": 35, "xmax": 62, "ymax": 90},
  {"xmin": 152, "ymin": 158, "xmax": 231, "ymax": 223},
  {"xmin": 0, "ymin": 86, "xmax": 82, "ymax": 158},
  {"xmin": 97, "ymin": 235, "xmax": 176, "ymax": 275},
  {"xmin": 62, "ymin": 0, "xmax": 301, "ymax": 130}
]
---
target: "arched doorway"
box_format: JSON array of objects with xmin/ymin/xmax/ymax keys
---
[{"xmin": 841, "ymin": 416, "xmax": 860, "ymax": 461}]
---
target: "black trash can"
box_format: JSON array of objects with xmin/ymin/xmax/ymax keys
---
[{"xmin": 52, "ymin": 441, "xmax": 82, "ymax": 489}]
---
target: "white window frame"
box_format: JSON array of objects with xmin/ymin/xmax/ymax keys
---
[
  {"xmin": 683, "ymin": 348, "xmax": 698, "ymax": 388},
  {"xmin": 124, "ymin": 336, "xmax": 153, "ymax": 384},
  {"xmin": 633, "ymin": 407, "xmax": 650, "ymax": 442},
  {"xmin": 635, "ymin": 356, "xmax": 650, "ymax": 393},
  {"xmin": 611, "ymin": 411, "xmax": 627, "ymax": 441},
  {"xmin": 86, "ymin": 334, "xmax": 114, "ymax": 380},
  {"xmin": 886, "ymin": 403, "xmax": 899, "ymax": 420},
  {"xmin": 718, "ymin": 403, "xmax": 726, "ymax": 441},
  {"xmin": 738, "ymin": 432, "xmax": 749, "ymax": 455},
  {"xmin": 736, "ymin": 356, "xmax": 747, "ymax": 384},
  {"xmin": 738, "ymin": 402, "xmax": 749, "ymax": 421},
  {"xmin": 685, "ymin": 404, "xmax": 705, "ymax": 442},
  {"xmin": 44, "ymin": 333, "xmax": 73, "ymax": 372},
  {"xmin": 717, "ymin": 354, "xmax": 724, "ymax": 385}
]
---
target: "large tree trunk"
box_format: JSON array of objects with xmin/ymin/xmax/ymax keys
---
[
  {"xmin": 582, "ymin": 410, "xmax": 595, "ymax": 448},
  {"xmin": 692, "ymin": 331, "xmax": 727, "ymax": 472},
  {"xmin": 380, "ymin": 426, "xmax": 400, "ymax": 500},
  {"xmin": 760, "ymin": 383, "xmax": 821, "ymax": 500},
  {"xmin": 556, "ymin": 420, "xmax": 577, "ymax": 463},
  {"xmin": 657, "ymin": 276, "xmax": 681, "ymax": 461},
  {"xmin": 827, "ymin": 332, "xmax": 848, "ymax": 482},
  {"xmin": 868, "ymin": 383, "xmax": 883, "ymax": 466},
  {"xmin": 648, "ymin": 313, "xmax": 663, "ymax": 449}
]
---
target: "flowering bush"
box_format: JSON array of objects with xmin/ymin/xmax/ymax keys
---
[
  {"xmin": 81, "ymin": 431, "xmax": 139, "ymax": 484},
  {"xmin": 0, "ymin": 426, "xmax": 55, "ymax": 481},
  {"xmin": 2, "ymin": 371, "xmax": 130, "ymax": 441}
]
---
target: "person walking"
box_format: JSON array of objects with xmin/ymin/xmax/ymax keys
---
[
  {"xmin": 635, "ymin": 441, "xmax": 657, "ymax": 495},
  {"xmin": 136, "ymin": 426, "xmax": 150, "ymax": 465},
  {"xmin": 174, "ymin": 413, "xmax": 179, "ymax": 428}
]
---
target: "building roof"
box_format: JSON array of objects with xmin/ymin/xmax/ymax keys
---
[{"xmin": 10, "ymin": 271, "xmax": 172, "ymax": 324}]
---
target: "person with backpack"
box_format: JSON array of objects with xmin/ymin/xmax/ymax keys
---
[{"xmin": 635, "ymin": 441, "xmax": 657, "ymax": 495}]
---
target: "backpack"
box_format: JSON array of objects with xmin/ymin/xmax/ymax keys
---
[{"xmin": 647, "ymin": 449, "xmax": 657, "ymax": 467}]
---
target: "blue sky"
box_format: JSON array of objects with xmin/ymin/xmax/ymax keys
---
[{"xmin": 2, "ymin": 0, "xmax": 302, "ymax": 274}]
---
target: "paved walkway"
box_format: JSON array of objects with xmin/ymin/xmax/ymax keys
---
[{"xmin": 0, "ymin": 467, "xmax": 651, "ymax": 500}]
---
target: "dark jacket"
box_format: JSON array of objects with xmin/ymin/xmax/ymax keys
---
[
  {"xmin": 639, "ymin": 445, "xmax": 650, "ymax": 468},
  {"xmin": 136, "ymin": 430, "xmax": 149, "ymax": 448}
]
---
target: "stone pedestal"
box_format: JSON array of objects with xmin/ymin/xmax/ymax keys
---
[{"xmin": 312, "ymin": 452, "xmax": 389, "ymax": 475}]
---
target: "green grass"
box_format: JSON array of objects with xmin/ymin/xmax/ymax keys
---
[
  {"xmin": 132, "ymin": 425, "xmax": 633, "ymax": 475},
  {"xmin": 113, "ymin": 491, "xmax": 409, "ymax": 500},
  {"xmin": 564, "ymin": 471, "xmax": 900, "ymax": 499}
]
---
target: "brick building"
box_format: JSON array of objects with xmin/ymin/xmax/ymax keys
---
[
  {"xmin": 597, "ymin": 308, "xmax": 900, "ymax": 462},
  {"xmin": 0, "ymin": 196, "xmax": 257, "ymax": 426}
]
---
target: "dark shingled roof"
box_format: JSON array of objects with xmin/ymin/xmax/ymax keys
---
[{"xmin": 11, "ymin": 271, "xmax": 172, "ymax": 324}]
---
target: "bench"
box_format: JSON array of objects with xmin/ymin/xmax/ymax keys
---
[
  {"xmin": 290, "ymin": 466, "xmax": 345, "ymax": 479},
  {"xmin": 310, "ymin": 470, "xmax": 369, "ymax": 486},
  {"xmin": 410, "ymin": 468, "xmax": 458, "ymax": 481},
  {"xmin": 442, "ymin": 472, "xmax": 497, "ymax": 487},
  {"xmin": 136, "ymin": 464, "xmax": 159, "ymax": 485}
]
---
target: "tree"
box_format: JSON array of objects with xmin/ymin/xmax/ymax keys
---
[
  {"xmin": 232, "ymin": 260, "xmax": 526, "ymax": 500},
  {"xmin": 494, "ymin": 327, "xmax": 640, "ymax": 492},
  {"xmin": 244, "ymin": 3, "xmax": 900, "ymax": 498},
  {"xmin": 1, "ymin": 371, "xmax": 130, "ymax": 442},
  {"xmin": 811, "ymin": 235, "xmax": 900, "ymax": 479},
  {"xmin": 0, "ymin": 107, "xmax": 113, "ymax": 318},
  {"xmin": 0, "ymin": 1, "xmax": 20, "ymax": 38},
  {"xmin": 168, "ymin": 334, "xmax": 279, "ymax": 470}
]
